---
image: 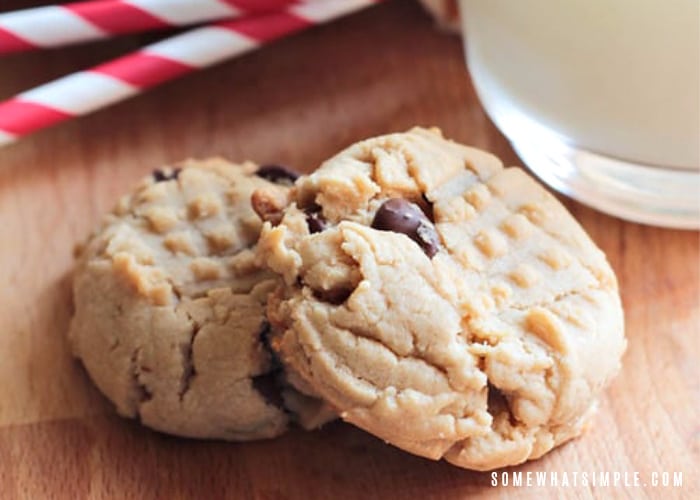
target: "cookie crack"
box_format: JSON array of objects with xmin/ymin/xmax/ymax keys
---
[
  {"xmin": 156, "ymin": 278, "xmax": 203, "ymax": 404},
  {"xmin": 485, "ymin": 382, "xmax": 519, "ymax": 426},
  {"xmin": 325, "ymin": 229, "xmax": 471, "ymax": 394},
  {"xmin": 130, "ymin": 347, "xmax": 152, "ymax": 422},
  {"xmin": 252, "ymin": 321, "xmax": 292, "ymax": 415},
  {"xmin": 366, "ymin": 144, "xmax": 454, "ymax": 251},
  {"xmin": 337, "ymin": 221, "xmax": 456, "ymax": 312},
  {"xmin": 474, "ymin": 286, "xmax": 600, "ymax": 432},
  {"xmin": 169, "ymin": 278, "xmax": 183, "ymax": 302},
  {"xmin": 474, "ymin": 355, "xmax": 524, "ymax": 434},
  {"xmin": 495, "ymin": 282, "xmax": 605, "ymax": 314},
  {"xmin": 178, "ymin": 309, "xmax": 200, "ymax": 402},
  {"xmin": 334, "ymin": 321, "xmax": 462, "ymax": 398}
]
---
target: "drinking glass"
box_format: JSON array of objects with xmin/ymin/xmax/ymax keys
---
[{"xmin": 459, "ymin": 0, "xmax": 700, "ymax": 229}]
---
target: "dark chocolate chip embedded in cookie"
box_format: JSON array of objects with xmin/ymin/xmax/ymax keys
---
[
  {"xmin": 305, "ymin": 204, "xmax": 329, "ymax": 234},
  {"xmin": 256, "ymin": 165, "xmax": 299, "ymax": 185},
  {"xmin": 152, "ymin": 167, "xmax": 181, "ymax": 182},
  {"xmin": 372, "ymin": 198, "xmax": 440, "ymax": 257}
]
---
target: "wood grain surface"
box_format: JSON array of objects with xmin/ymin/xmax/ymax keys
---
[{"xmin": 0, "ymin": 1, "xmax": 698, "ymax": 498}]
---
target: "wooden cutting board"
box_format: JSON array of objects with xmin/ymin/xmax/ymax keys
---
[{"xmin": 0, "ymin": 1, "xmax": 697, "ymax": 498}]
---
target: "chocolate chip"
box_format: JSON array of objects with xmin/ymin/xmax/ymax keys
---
[
  {"xmin": 371, "ymin": 198, "xmax": 440, "ymax": 258},
  {"xmin": 152, "ymin": 168, "xmax": 181, "ymax": 182},
  {"xmin": 257, "ymin": 321, "xmax": 279, "ymax": 366},
  {"xmin": 416, "ymin": 224, "xmax": 441, "ymax": 257},
  {"xmin": 256, "ymin": 165, "xmax": 299, "ymax": 185},
  {"xmin": 421, "ymin": 193, "xmax": 435, "ymax": 221},
  {"xmin": 258, "ymin": 321, "xmax": 272, "ymax": 349},
  {"xmin": 486, "ymin": 382, "xmax": 517, "ymax": 425},
  {"xmin": 312, "ymin": 286, "xmax": 353, "ymax": 305},
  {"xmin": 305, "ymin": 204, "xmax": 328, "ymax": 234},
  {"xmin": 253, "ymin": 321, "xmax": 285, "ymax": 409},
  {"xmin": 486, "ymin": 382, "xmax": 508, "ymax": 415},
  {"xmin": 372, "ymin": 199, "xmax": 424, "ymax": 236},
  {"xmin": 306, "ymin": 212, "xmax": 328, "ymax": 234},
  {"xmin": 252, "ymin": 372, "xmax": 285, "ymax": 409}
]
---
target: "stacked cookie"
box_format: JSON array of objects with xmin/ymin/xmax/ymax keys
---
[{"xmin": 69, "ymin": 128, "xmax": 625, "ymax": 470}]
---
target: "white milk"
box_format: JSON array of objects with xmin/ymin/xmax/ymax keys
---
[{"xmin": 459, "ymin": 0, "xmax": 700, "ymax": 170}]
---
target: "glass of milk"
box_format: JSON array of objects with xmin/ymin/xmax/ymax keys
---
[{"xmin": 459, "ymin": 0, "xmax": 700, "ymax": 229}]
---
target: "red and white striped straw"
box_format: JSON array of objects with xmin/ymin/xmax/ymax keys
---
[
  {"xmin": 0, "ymin": 0, "xmax": 379, "ymax": 147},
  {"xmin": 0, "ymin": 0, "xmax": 326, "ymax": 54}
]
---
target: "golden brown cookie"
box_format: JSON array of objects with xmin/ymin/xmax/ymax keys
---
[
  {"xmin": 70, "ymin": 159, "xmax": 331, "ymax": 440},
  {"xmin": 256, "ymin": 128, "xmax": 626, "ymax": 469}
]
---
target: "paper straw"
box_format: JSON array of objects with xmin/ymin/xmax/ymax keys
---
[
  {"xmin": 0, "ymin": 0, "xmax": 379, "ymax": 147},
  {"xmin": 0, "ymin": 0, "xmax": 326, "ymax": 55}
]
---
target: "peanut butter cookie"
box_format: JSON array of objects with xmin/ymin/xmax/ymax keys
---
[
  {"xmin": 256, "ymin": 128, "xmax": 625, "ymax": 469},
  {"xmin": 70, "ymin": 159, "xmax": 331, "ymax": 440}
]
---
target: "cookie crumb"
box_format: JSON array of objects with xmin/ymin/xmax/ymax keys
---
[
  {"xmin": 474, "ymin": 228, "xmax": 508, "ymax": 258},
  {"xmin": 525, "ymin": 308, "xmax": 569, "ymax": 355},
  {"xmin": 500, "ymin": 213, "xmax": 532, "ymax": 240},
  {"xmin": 464, "ymin": 184, "xmax": 491, "ymax": 211},
  {"xmin": 144, "ymin": 206, "xmax": 179, "ymax": 233},
  {"xmin": 190, "ymin": 257, "xmax": 222, "ymax": 281},
  {"xmin": 205, "ymin": 225, "xmax": 236, "ymax": 253},
  {"xmin": 163, "ymin": 231, "xmax": 198, "ymax": 256},
  {"xmin": 538, "ymin": 247, "xmax": 572, "ymax": 270},
  {"xmin": 189, "ymin": 194, "xmax": 222, "ymax": 219},
  {"xmin": 509, "ymin": 264, "xmax": 540, "ymax": 288},
  {"xmin": 251, "ymin": 188, "xmax": 289, "ymax": 226}
]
